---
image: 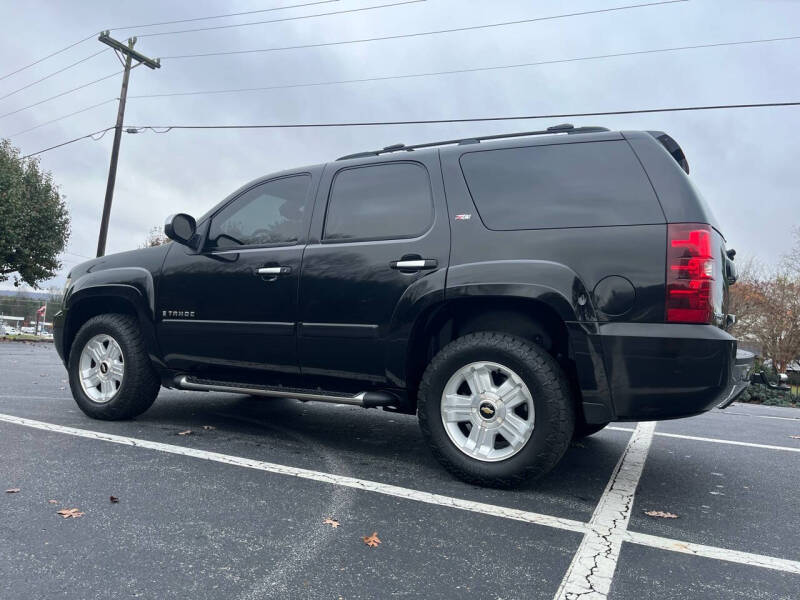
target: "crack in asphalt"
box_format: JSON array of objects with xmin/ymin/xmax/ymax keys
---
[{"xmin": 555, "ymin": 421, "xmax": 656, "ymax": 600}]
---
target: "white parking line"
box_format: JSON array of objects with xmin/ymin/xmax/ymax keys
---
[
  {"xmin": 0, "ymin": 394, "xmax": 71, "ymax": 401},
  {"xmin": 0, "ymin": 412, "xmax": 587, "ymax": 534},
  {"xmin": 624, "ymin": 531, "xmax": 800, "ymax": 575},
  {"xmin": 1, "ymin": 413, "xmax": 799, "ymax": 579},
  {"xmin": 607, "ymin": 427, "xmax": 800, "ymax": 453},
  {"xmin": 554, "ymin": 421, "xmax": 657, "ymax": 600},
  {"xmin": 723, "ymin": 411, "xmax": 800, "ymax": 422}
]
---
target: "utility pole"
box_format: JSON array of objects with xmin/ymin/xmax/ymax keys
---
[{"xmin": 96, "ymin": 31, "xmax": 160, "ymax": 257}]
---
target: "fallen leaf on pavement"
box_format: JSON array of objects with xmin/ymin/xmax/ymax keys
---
[
  {"xmin": 644, "ymin": 510, "xmax": 679, "ymax": 519},
  {"xmin": 109, "ymin": 496, "xmax": 119, "ymax": 503},
  {"xmin": 790, "ymin": 435, "xmax": 800, "ymax": 439},
  {"xmin": 48, "ymin": 500, "xmax": 58, "ymax": 504},
  {"xmin": 202, "ymin": 425, "xmax": 216, "ymax": 431},
  {"xmin": 177, "ymin": 430, "xmax": 192, "ymax": 436},
  {"xmin": 363, "ymin": 532, "xmax": 381, "ymax": 548},
  {"xmin": 323, "ymin": 518, "xmax": 340, "ymax": 528},
  {"xmin": 672, "ymin": 542, "xmax": 691, "ymax": 551},
  {"xmin": 5, "ymin": 488, "xmax": 20, "ymax": 493},
  {"xmin": 57, "ymin": 508, "xmax": 84, "ymax": 519}
]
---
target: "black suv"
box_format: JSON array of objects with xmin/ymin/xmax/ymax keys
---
[{"xmin": 53, "ymin": 124, "xmax": 753, "ymax": 486}]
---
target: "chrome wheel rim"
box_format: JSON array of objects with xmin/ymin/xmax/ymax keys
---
[
  {"xmin": 440, "ymin": 361, "xmax": 535, "ymax": 462},
  {"xmin": 78, "ymin": 334, "xmax": 124, "ymax": 403}
]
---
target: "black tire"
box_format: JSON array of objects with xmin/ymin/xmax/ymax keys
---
[
  {"xmin": 68, "ymin": 313, "xmax": 160, "ymax": 420},
  {"xmin": 418, "ymin": 332, "xmax": 575, "ymax": 487},
  {"xmin": 573, "ymin": 420, "xmax": 609, "ymax": 440}
]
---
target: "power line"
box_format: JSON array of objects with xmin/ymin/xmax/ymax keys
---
[
  {"xmin": 0, "ymin": 0, "xmax": 344, "ymax": 84},
  {"xmin": 110, "ymin": 0, "xmax": 340, "ymax": 31},
  {"xmin": 21, "ymin": 33, "xmax": 793, "ymax": 138},
  {"xmin": 125, "ymin": 101, "xmax": 800, "ymax": 131},
  {"xmin": 0, "ymin": 71, "xmax": 121, "ymax": 121},
  {"xmin": 0, "ymin": 0, "xmax": 689, "ymax": 121},
  {"xmin": 137, "ymin": 0, "xmax": 427, "ymax": 38},
  {"xmin": 0, "ymin": 32, "xmax": 98, "ymax": 83},
  {"xmin": 132, "ymin": 34, "xmax": 800, "ymax": 101},
  {"xmin": 8, "ymin": 99, "xmax": 117, "ymax": 137},
  {"xmin": 62, "ymin": 251, "xmax": 93, "ymax": 259},
  {"xmin": 21, "ymin": 101, "xmax": 800, "ymax": 158},
  {"xmin": 0, "ymin": 49, "xmax": 110, "ymax": 101},
  {"xmin": 22, "ymin": 127, "xmax": 114, "ymax": 159},
  {"xmin": 162, "ymin": 0, "xmax": 686, "ymax": 59}
]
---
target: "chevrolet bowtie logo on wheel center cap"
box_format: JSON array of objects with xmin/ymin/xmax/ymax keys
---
[{"xmin": 478, "ymin": 402, "xmax": 496, "ymax": 419}]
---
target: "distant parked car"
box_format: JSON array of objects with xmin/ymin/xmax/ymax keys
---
[
  {"xmin": 5, "ymin": 327, "xmax": 20, "ymax": 336},
  {"xmin": 21, "ymin": 326, "xmax": 35, "ymax": 334}
]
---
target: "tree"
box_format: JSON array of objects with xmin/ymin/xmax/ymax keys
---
[
  {"xmin": 141, "ymin": 225, "xmax": 170, "ymax": 248},
  {"xmin": 0, "ymin": 139, "xmax": 70, "ymax": 287},
  {"xmin": 729, "ymin": 233, "xmax": 800, "ymax": 373}
]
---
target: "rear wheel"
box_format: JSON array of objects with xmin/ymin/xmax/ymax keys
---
[
  {"xmin": 418, "ymin": 332, "xmax": 575, "ymax": 487},
  {"xmin": 68, "ymin": 314, "xmax": 160, "ymax": 420}
]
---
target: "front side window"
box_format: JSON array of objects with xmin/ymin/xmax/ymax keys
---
[
  {"xmin": 324, "ymin": 162, "xmax": 433, "ymax": 242},
  {"xmin": 207, "ymin": 175, "xmax": 310, "ymax": 250}
]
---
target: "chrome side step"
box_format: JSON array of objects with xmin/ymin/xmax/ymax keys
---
[{"xmin": 174, "ymin": 375, "xmax": 395, "ymax": 408}]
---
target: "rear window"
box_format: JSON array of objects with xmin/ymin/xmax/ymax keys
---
[{"xmin": 459, "ymin": 140, "xmax": 664, "ymax": 230}]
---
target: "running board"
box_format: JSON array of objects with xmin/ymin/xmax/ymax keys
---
[{"xmin": 174, "ymin": 375, "xmax": 395, "ymax": 408}]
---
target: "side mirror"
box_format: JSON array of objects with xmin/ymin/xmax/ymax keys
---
[{"xmin": 164, "ymin": 213, "xmax": 197, "ymax": 246}]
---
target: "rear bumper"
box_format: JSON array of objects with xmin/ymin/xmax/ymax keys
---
[
  {"xmin": 717, "ymin": 349, "xmax": 756, "ymax": 409},
  {"xmin": 596, "ymin": 323, "xmax": 753, "ymax": 421}
]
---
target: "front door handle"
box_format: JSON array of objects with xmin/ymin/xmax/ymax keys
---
[
  {"xmin": 390, "ymin": 259, "xmax": 438, "ymax": 271},
  {"xmin": 257, "ymin": 266, "xmax": 292, "ymax": 276}
]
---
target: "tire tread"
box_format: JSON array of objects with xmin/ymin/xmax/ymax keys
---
[
  {"xmin": 418, "ymin": 332, "xmax": 575, "ymax": 487},
  {"xmin": 68, "ymin": 313, "xmax": 160, "ymax": 420}
]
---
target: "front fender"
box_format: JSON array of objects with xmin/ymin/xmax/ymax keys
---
[
  {"xmin": 60, "ymin": 267, "xmax": 162, "ymax": 367},
  {"xmin": 66, "ymin": 267, "xmax": 155, "ymax": 315}
]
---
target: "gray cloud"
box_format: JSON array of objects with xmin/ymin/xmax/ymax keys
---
[{"xmin": 2, "ymin": 0, "xmax": 798, "ymax": 290}]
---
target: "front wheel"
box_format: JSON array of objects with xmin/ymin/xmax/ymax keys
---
[
  {"xmin": 418, "ymin": 332, "xmax": 575, "ymax": 487},
  {"xmin": 68, "ymin": 314, "xmax": 160, "ymax": 420}
]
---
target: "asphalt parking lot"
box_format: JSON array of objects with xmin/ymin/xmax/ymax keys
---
[{"xmin": 1, "ymin": 342, "xmax": 799, "ymax": 599}]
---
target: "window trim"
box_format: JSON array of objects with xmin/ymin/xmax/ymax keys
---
[
  {"xmin": 321, "ymin": 160, "xmax": 435, "ymax": 244},
  {"xmin": 203, "ymin": 172, "xmax": 312, "ymax": 253}
]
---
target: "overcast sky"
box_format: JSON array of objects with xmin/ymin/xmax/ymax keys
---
[{"xmin": 1, "ymin": 0, "xmax": 798, "ymax": 291}]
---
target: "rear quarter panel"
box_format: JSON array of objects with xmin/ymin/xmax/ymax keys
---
[{"xmin": 439, "ymin": 135, "xmax": 669, "ymax": 422}]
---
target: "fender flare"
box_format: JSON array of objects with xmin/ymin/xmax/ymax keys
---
[
  {"xmin": 62, "ymin": 267, "xmax": 162, "ymax": 365},
  {"xmin": 384, "ymin": 260, "xmax": 597, "ymax": 386}
]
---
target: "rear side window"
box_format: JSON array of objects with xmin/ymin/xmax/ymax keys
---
[
  {"xmin": 459, "ymin": 140, "xmax": 663, "ymax": 230},
  {"xmin": 324, "ymin": 162, "xmax": 433, "ymax": 242}
]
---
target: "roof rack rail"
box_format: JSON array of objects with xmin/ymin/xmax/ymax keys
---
[{"xmin": 335, "ymin": 123, "xmax": 610, "ymax": 161}]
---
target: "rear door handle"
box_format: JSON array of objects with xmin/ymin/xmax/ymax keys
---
[
  {"xmin": 257, "ymin": 266, "xmax": 292, "ymax": 276},
  {"xmin": 390, "ymin": 259, "xmax": 438, "ymax": 271}
]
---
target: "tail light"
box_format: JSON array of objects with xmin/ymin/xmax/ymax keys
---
[{"xmin": 666, "ymin": 223, "xmax": 714, "ymax": 323}]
